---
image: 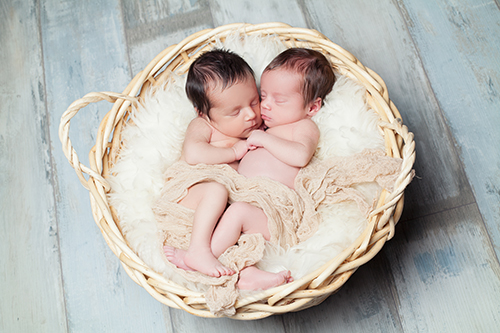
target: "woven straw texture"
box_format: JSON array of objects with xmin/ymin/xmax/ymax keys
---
[{"xmin": 59, "ymin": 22, "xmax": 415, "ymax": 319}]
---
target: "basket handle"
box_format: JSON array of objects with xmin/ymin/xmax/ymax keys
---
[{"xmin": 59, "ymin": 91, "xmax": 136, "ymax": 190}]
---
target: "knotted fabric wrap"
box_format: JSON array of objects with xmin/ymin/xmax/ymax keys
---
[{"xmin": 152, "ymin": 149, "xmax": 407, "ymax": 316}]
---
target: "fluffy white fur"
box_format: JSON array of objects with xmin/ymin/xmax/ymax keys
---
[{"xmin": 107, "ymin": 35, "xmax": 385, "ymax": 291}]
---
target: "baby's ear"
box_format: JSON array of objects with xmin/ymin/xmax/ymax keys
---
[
  {"xmin": 195, "ymin": 107, "xmax": 207, "ymax": 119},
  {"xmin": 307, "ymin": 97, "xmax": 322, "ymax": 117}
]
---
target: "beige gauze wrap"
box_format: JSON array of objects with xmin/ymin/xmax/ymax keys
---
[{"xmin": 152, "ymin": 149, "xmax": 407, "ymax": 316}]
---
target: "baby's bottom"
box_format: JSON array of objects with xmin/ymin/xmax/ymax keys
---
[{"xmin": 176, "ymin": 182, "xmax": 234, "ymax": 277}]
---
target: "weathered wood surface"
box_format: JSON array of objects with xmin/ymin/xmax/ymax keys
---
[
  {"xmin": 41, "ymin": 0, "xmax": 169, "ymax": 331},
  {"xmin": 400, "ymin": 0, "xmax": 500, "ymax": 259},
  {"xmin": 0, "ymin": 1, "xmax": 66, "ymax": 332},
  {"xmin": 1, "ymin": 0, "xmax": 499, "ymax": 332}
]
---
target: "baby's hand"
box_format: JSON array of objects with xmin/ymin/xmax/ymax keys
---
[
  {"xmin": 247, "ymin": 130, "xmax": 266, "ymax": 150},
  {"xmin": 232, "ymin": 140, "xmax": 249, "ymax": 160}
]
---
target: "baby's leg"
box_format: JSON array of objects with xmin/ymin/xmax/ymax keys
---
[
  {"xmin": 165, "ymin": 201, "xmax": 269, "ymax": 276},
  {"xmin": 211, "ymin": 203, "xmax": 292, "ymax": 290},
  {"xmin": 211, "ymin": 202, "xmax": 270, "ymax": 258},
  {"xmin": 172, "ymin": 182, "xmax": 234, "ymax": 277},
  {"xmin": 237, "ymin": 266, "xmax": 293, "ymax": 290}
]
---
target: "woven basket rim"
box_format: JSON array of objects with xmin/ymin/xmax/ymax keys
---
[{"xmin": 59, "ymin": 22, "xmax": 415, "ymax": 319}]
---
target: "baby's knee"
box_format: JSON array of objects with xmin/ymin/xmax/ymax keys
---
[
  {"xmin": 201, "ymin": 182, "xmax": 227, "ymax": 196},
  {"xmin": 226, "ymin": 202, "xmax": 252, "ymax": 215}
]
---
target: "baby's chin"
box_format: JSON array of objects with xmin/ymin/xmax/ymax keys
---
[{"xmin": 263, "ymin": 120, "xmax": 275, "ymax": 128}]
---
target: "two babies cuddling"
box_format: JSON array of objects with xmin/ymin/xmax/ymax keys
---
[{"xmin": 164, "ymin": 47, "xmax": 336, "ymax": 290}]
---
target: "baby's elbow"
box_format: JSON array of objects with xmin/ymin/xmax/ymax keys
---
[
  {"xmin": 184, "ymin": 157, "xmax": 198, "ymax": 165},
  {"xmin": 292, "ymin": 156, "xmax": 311, "ymax": 168},
  {"xmin": 295, "ymin": 151, "xmax": 314, "ymax": 167},
  {"xmin": 183, "ymin": 150, "xmax": 203, "ymax": 165},
  {"xmin": 297, "ymin": 158, "xmax": 311, "ymax": 168}
]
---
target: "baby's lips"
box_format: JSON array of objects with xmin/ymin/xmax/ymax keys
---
[{"xmin": 261, "ymin": 114, "xmax": 271, "ymax": 121}]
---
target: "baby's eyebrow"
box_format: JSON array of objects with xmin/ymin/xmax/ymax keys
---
[
  {"xmin": 274, "ymin": 94, "xmax": 288, "ymax": 101},
  {"xmin": 272, "ymin": 92, "xmax": 288, "ymax": 97}
]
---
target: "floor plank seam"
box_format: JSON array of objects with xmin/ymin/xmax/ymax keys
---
[
  {"xmin": 118, "ymin": 0, "xmax": 134, "ymax": 83},
  {"xmin": 399, "ymin": 200, "xmax": 477, "ymax": 224},
  {"xmin": 36, "ymin": 0, "xmax": 70, "ymax": 330}
]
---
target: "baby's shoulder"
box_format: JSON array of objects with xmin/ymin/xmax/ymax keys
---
[
  {"xmin": 298, "ymin": 117, "xmax": 318, "ymax": 126},
  {"xmin": 187, "ymin": 117, "xmax": 212, "ymax": 133},
  {"xmin": 185, "ymin": 117, "xmax": 212, "ymax": 140},
  {"xmin": 290, "ymin": 119, "xmax": 320, "ymax": 143},
  {"xmin": 188, "ymin": 116, "xmax": 210, "ymax": 128},
  {"xmin": 294, "ymin": 118, "xmax": 319, "ymax": 132}
]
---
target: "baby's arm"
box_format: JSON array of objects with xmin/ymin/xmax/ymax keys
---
[
  {"xmin": 247, "ymin": 119, "xmax": 319, "ymax": 167},
  {"xmin": 182, "ymin": 118, "xmax": 248, "ymax": 165}
]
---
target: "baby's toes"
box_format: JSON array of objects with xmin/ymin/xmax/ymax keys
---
[{"xmin": 218, "ymin": 265, "xmax": 234, "ymax": 276}]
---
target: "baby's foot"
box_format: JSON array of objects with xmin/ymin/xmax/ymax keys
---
[
  {"xmin": 163, "ymin": 246, "xmax": 193, "ymax": 271},
  {"xmin": 237, "ymin": 266, "xmax": 293, "ymax": 290},
  {"xmin": 183, "ymin": 247, "xmax": 235, "ymax": 277}
]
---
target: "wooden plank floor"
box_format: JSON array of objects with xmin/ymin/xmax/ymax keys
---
[{"xmin": 1, "ymin": 0, "xmax": 499, "ymax": 331}]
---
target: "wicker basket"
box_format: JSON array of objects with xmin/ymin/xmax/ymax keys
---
[{"xmin": 59, "ymin": 22, "xmax": 415, "ymax": 319}]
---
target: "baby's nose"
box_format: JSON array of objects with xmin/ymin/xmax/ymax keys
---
[
  {"xmin": 261, "ymin": 99, "xmax": 270, "ymax": 110},
  {"xmin": 243, "ymin": 107, "xmax": 256, "ymax": 120}
]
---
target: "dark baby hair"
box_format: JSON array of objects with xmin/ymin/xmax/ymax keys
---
[
  {"xmin": 185, "ymin": 49, "xmax": 255, "ymax": 117},
  {"xmin": 264, "ymin": 48, "xmax": 336, "ymax": 107}
]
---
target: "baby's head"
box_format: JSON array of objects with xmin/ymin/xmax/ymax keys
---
[
  {"xmin": 186, "ymin": 49, "xmax": 256, "ymax": 118},
  {"xmin": 185, "ymin": 49, "xmax": 261, "ymax": 138},
  {"xmin": 263, "ymin": 48, "xmax": 336, "ymax": 108},
  {"xmin": 260, "ymin": 48, "xmax": 336, "ymax": 127}
]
